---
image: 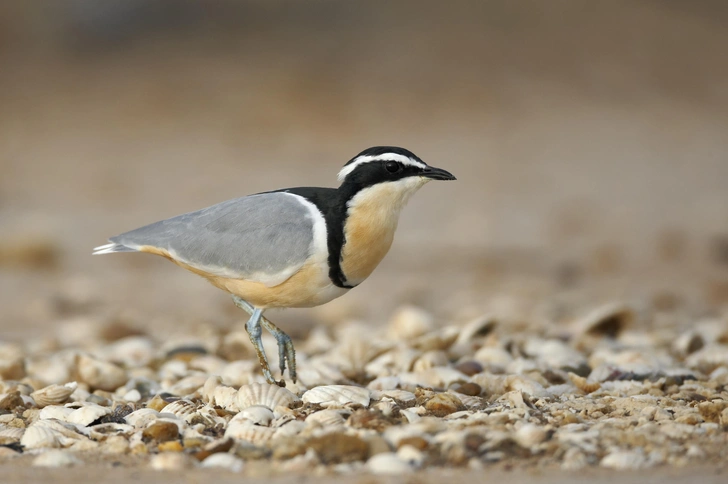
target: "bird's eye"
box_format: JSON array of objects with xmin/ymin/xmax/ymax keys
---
[{"xmin": 385, "ymin": 161, "xmax": 401, "ymax": 173}]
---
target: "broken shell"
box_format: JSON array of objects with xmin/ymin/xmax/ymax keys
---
[
  {"xmin": 161, "ymin": 399, "xmax": 197, "ymax": 419},
  {"xmin": 0, "ymin": 427, "xmax": 24, "ymax": 442},
  {"xmin": 455, "ymin": 316, "xmax": 497, "ymax": 344},
  {"xmin": 600, "ymin": 449, "xmax": 648, "ymax": 470},
  {"xmin": 412, "ymin": 350, "xmax": 449, "ymax": 372},
  {"xmin": 124, "ymin": 408, "xmax": 160, "ymax": 428},
  {"xmin": 238, "ymin": 405, "xmax": 274, "ymax": 426},
  {"xmin": 20, "ymin": 420, "xmax": 85, "ymax": 449},
  {"xmin": 30, "ymin": 382, "xmax": 77, "ymax": 408},
  {"xmin": 573, "ymin": 303, "xmax": 634, "ymax": 340},
  {"xmin": 76, "ymin": 354, "xmax": 128, "ymax": 392},
  {"xmin": 66, "ymin": 403, "xmax": 112, "ymax": 426},
  {"xmin": 568, "ymin": 372, "xmax": 601, "ymax": 394},
  {"xmin": 39, "ymin": 405, "xmax": 74, "ymax": 421},
  {"xmin": 302, "ymin": 385, "xmax": 371, "ymax": 407},
  {"xmin": 236, "ymin": 383, "xmax": 298, "ymax": 411}
]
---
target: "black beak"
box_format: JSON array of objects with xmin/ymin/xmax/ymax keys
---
[{"xmin": 422, "ymin": 166, "xmax": 456, "ymax": 181}]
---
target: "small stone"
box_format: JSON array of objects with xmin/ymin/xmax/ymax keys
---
[
  {"xmin": 424, "ymin": 393, "xmax": 464, "ymax": 417},
  {"xmin": 0, "ymin": 392, "xmax": 25, "ymax": 411},
  {"xmin": 454, "ymin": 360, "xmax": 483, "ymax": 376},
  {"xmin": 697, "ymin": 400, "xmax": 728, "ymax": 423},
  {"xmin": 150, "ymin": 452, "xmax": 192, "ymax": 470},
  {"xmin": 397, "ymin": 436, "xmax": 428, "ymax": 451},
  {"xmin": 307, "ymin": 433, "xmax": 370, "ymax": 464},
  {"xmin": 452, "ymin": 382, "xmax": 482, "ymax": 396},
  {"xmin": 200, "ymin": 453, "xmax": 244, "ymax": 472},
  {"xmin": 146, "ymin": 395, "xmax": 169, "ymax": 412},
  {"xmin": 601, "ymin": 450, "xmax": 648, "ymax": 470},
  {"xmin": 142, "ymin": 421, "xmax": 179, "ymax": 443},
  {"xmin": 367, "ymin": 452, "xmax": 414, "ymax": 475}
]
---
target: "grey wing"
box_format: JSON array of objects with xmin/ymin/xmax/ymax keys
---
[{"xmin": 105, "ymin": 192, "xmax": 315, "ymax": 287}]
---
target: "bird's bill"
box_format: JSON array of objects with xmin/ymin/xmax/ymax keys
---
[{"xmin": 421, "ymin": 166, "xmax": 456, "ymax": 181}]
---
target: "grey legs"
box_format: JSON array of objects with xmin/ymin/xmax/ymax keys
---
[{"xmin": 232, "ymin": 295, "xmax": 297, "ymax": 386}]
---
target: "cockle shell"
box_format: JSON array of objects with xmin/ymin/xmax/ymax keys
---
[
  {"xmin": 237, "ymin": 405, "xmax": 275, "ymax": 426},
  {"xmin": 20, "ymin": 420, "xmax": 85, "ymax": 449},
  {"xmin": 76, "ymin": 354, "xmax": 128, "ymax": 392},
  {"xmin": 0, "ymin": 426, "xmax": 25, "ymax": 443},
  {"xmin": 301, "ymin": 385, "xmax": 371, "ymax": 407},
  {"xmin": 236, "ymin": 383, "xmax": 299, "ymax": 411},
  {"xmin": 225, "ymin": 419, "xmax": 276, "ymax": 444},
  {"xmin": 124, "ymin": 408, "xmax": 160, "ymax": 428},
  {"xmin": 305, "ymin": 409, "xmax": 347, "ymax": 427},
  {"xmin": 161, "ymin": 399, "xmax": 197, "ymax": 418},
  {"xmin": 30, "ymin": 382, "xmax": 77, "ymax": 408},
  {"xmin": 66, "ymin": 403, "xmax": 112, "ymax": 426},
  {"xmin": 39, "ymin": 405, "xmax": 74, "ymax": 421}
]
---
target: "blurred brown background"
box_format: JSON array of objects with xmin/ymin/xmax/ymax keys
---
[{"xmin": 1, "ymin": 0, "xmax": 727, "ymax": 340}]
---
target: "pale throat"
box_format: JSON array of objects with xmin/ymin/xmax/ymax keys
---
[{"xmin": 340, "ymin": 177, "xmax": 430, "ymax": 286}]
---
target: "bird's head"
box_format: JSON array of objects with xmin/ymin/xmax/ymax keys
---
[{"xmin": 337, "ymin": 147, "xmax": 456, "ymax": 204}]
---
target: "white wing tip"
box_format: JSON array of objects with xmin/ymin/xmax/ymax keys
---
[{"xmin": 93, "ymin": 242, "xmax": 128, "ymax": 255}]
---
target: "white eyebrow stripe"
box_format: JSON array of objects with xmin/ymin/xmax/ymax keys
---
[{"xmin": 337, "ymin": 153, "xmax": 426, "ymax": 182}]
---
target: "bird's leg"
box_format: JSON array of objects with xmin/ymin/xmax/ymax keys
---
[
  {"xmin": 232, "ymin": 296, "xmax": 296, "ymax": 385},
  {"xmin": 259, "ymin": 317, "xmax": 297, "ymax": 384},
  {"xmin": 232, "ymin": 296, "xmax": 276, "ymax": 386}
]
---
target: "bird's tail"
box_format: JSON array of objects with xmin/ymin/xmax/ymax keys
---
[{"xmin": 92, "ymin": 242, "xmax": 136, "ymax": 255}]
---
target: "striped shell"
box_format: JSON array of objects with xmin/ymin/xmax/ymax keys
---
[
  {"xmin": 161, "ymin": 399, "xmax": 197, "ymax": 418},
  {"xmin": 30, "ymin": 382, "xmax": 77, "ymax": 408},
  {"xmin": 236, "ymin": 383, "xmax": 298, "ymax": 411},
  {"xmin": 301, "ymin": 385, "xmax": 371, "ymax": 407},
  {"xmin": 224, "ymin": 419, "xmax": 276, "ymax": 444},
  {"xmin": 304, "ymin": 409, "xmax": 347, "ymax": 427},
  {"xmin": 0, "ymin": 426, "xmax": 25, "ymax": 443},
  {"xmin": 124, "ymin": 408, "xmax": 160, "ymax": 428}
]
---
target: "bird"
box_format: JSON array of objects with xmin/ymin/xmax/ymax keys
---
[{"xmin": 93, "ymin": 146, "xmax": 456, "ymax": 386}]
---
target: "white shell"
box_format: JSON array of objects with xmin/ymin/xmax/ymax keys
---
[
  {"xmin": 301, "ymin": 385, "xmax": 370, "ymax": 407},
  {"xmin": 387, "ymin": 305, "xmax": 436, "ymax": 340},
  {"xmin": 39, "ymin": 405, "xmax": 74, "ymax": 421},
  {"xmin": 600, "ymin": 450, "xmax": 648, "ymax": 470},
  {"xmin": 161, "ymin": 399, "xmax": 197, "ymax": 418},
  {"xmin": 224, "ymin": 419, "xmax": 276, "ymax": 444},
  {"xmin": 304, "ymin": 409, "xmax": 347, "ymax": 427},
  {"xmin": 76, "ymin": 354, "xmax": 128, "ymax": 392},
  {"xmin": 237, "ymin": 405, "xmax": 274, "ymax": 426},
  {"xmin": 455, "ymin": 316, "xmax": 498, "ymax": 344},
  {"xmin": 66, "ymin": 403, "xmax": 112, "ymax": 426},
  {"xmin": 30, "ymin": 382, "xmax": 77, "ymax": 408},
  {"xmin": 236, "ymin": 383, "xmax": 299, "ymax": 410},
  {"xmin": 32, "ymin": 450, "xmax": 81, "ymax": 467},
  {"xmin": 149, "ymin": 452, "xmax": 192, "ymax": 470},
  {"xmin": 21, "ymin": 420, "xmax": 85, "ymax": 449},
  {"xmin": 412, "ymin": 350, "xmax": 449, "ymax": 372},
  {"xmin": 377, "ymin": 389, "xmax": 416, "ymax": 403},
  {"xmin": 124, "ymin": 408, "xmax": 160, "ymax": 428},
  {"xmin": 200, "ymin": 453, "xmax": 245, "ymax": 472}
]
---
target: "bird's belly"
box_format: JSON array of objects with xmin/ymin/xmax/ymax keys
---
[{"xmin": 201, "ymin": 261, "xmax": 347, "ymax": 309}]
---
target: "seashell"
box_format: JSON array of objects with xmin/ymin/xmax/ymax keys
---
[
  {"xmin": 30, "ymin": 382, "xmax": 77, "ymax": 408},
  {"xmin": 20, "ymin": 420, "xmax": 84, "ymax": 449},
  {"xmin": 202, "ymin": 375, "xmax": 222, "ymax": 404},
  {"xmin": 124, "ymin": 408, "xmax": 160, "ymax": 428},
  {"xmin": 76, "ymin": 354, "xmax": 128, "ymax": 392},
  {"xmin": 273, "ymin": 420, "xmax": 305, "ymax": 439},
  {"xmin": 161, "ymin": 399, "xmax": 197, "ymax": 419},
  {"xmin": 367, "ymin": 376, "xmax": 402, "ymax": 391},
  {"xmin": 236, "ymin": 383, "xmax": 299, "ymax": 411},
  {"xmin": 398, "ymin": 367, "xmax": 468, "ymax": 389},
  {"xmin": 220, "ymin": 360, "xmax": 258, "ymax": 388},
  {"xmin": 213, "ymin": 386, "xmax": 239, "ymax": 411},
  {"xmin": 473, "ymin": 346, "xmax": 512, "ymax": 369},
  {"xmin": 377, "ymin": 389, "xmax": 416, "ymax": 403},
  {"xmin": 150, "ymin": 452, "xmax": 193, "ymax": 471},
  {"xmin": 455, "ymin": 315, "xmax": 498, "ymax": 344},
  {"xmin": 296, "ymin": 359, "xmax": 347, "ymax": 387},
  {"xmin": 412, "ymin": 350, "xmax": 449, "ymax": 372},
  {"xmin": 0, "ymin": 426, "xmax": 25, "ymax": 443},
  {"xmin": 104, "ymin": 336, "xmax": 156, "ymax": 368},
  {"xmin": 365, "ymin": 348, "xmax": 420, "ymax": 376},
  {"xmin": 367, "ymin": 452, "xmax": 415, "ymax": 475},
  {"xmin": 237, "ymin": 405, "xmax": 274, "ymax": 426},
  {"xmin": 39, "ymin": 405, "xmax": 74, "ymax": 421},
  {"xmin": 374, "ymin": 399, "xmax": 397, "ymax": 417},
  {"xmin": 305, "ymin": 409, "xmax": 347, "ymax": 427},
  {"xmin": 522, "ymin": 338, "xmax": 588, "ymax": 372},
  {"xmin": 224, "ymin": 419, "xmax": 276, "ymax": 444},
  {"xmin": 32, "ymin": 449, "xmax": 82, "ymax": 468},
  {"xmin": 396, "ymin": 444, "xmax": 425, "ymax": 468},
  {"xmin": 672, "ymin": 330, "xmax": 705, "ymax": 357},
  {"xmin": 302, "ymin": 385, "xmax": 370, "ymax": 407},
  {"xmin": 200, "ymin": 453, "xmax": 245, "ymax": 472},
  {"xmin": 66, "ymin": 403, "xmax": 112, "ymax": 426},
  {"xmin": 334, "ymin": 333, "xmax": 391, "ymax": 372},
  {"xmin": 387, "ymin": 305, "xmax": 436, "ymax": 341},
  {"xmin": 568, "ymin": 373, "xmax": 601, "ymax": 394},
  {"xmin": 573, "ymin": 303, "xmax": 634, "ymax": 342},
  {"xmin": 410, "ymin": 327, "xmax": 459, "ymax": 352},
  {"xmin": 188, "ymin": 355, "xmax": 227, "ymax": 375}
]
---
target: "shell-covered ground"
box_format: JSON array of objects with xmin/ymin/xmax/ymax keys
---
[{"xmin": 1, "ymin": 301, "xmax": 727, "ymax": 476}]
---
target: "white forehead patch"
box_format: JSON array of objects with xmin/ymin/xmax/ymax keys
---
[{"xmin": 337, "ymin": 153, "xmax": 427, "ymax": 182}]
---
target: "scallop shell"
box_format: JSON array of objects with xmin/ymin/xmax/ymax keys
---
[
  {"xmin": 201, "ymin": 375, "xmax": 222, "ymax": 405},
  {"xmin": 374, "ymin": 399, "xmax": 397, "ymax": 417},
  {"xmin": 213, "ymin": 386, "xmax": 239, "ymax": 411},
  {"xmin": 124, "ymin": 408, "xmax": 160, "ymax": 428},
  {"xmin": 66, "ymin": 403, "xmax": 112, "ymax": 426},
  {"xmin": 20, "ymin": 420, "xmax": 82, "ymax": 449},
  {"xmin": 224, "ymin": 419, "xmax": 276, "ymax": 444},
  {"xmin": 161, "ymin": 399, "xmax": 197, "ymax": 418},
  {"xmin": 236, "ymin": 383, "xmax": 299, "ymax": 411},
  {"xmin": 301, "ymin": 385, "xmax": 371, "ymax": 407},
  {"xmin": 305, "ymin": 409, "xmax": 347, "ymax": 427},
  {"xmin": 30, "ymin": 382, "xmax": 77, "ymax": 408},
  {"xmin": 0, "ymin": 426, "xmax": 25, "ymax": 443},
  {"xmin": 237, "ymin": 405, "xmax": 274, "ymax": 426},
  {"xmin": 76, "ymin": 354, "xmax": 128, "ymax": 392}
]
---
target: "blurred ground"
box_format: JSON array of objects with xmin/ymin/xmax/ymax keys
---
[{"xmin": 0, "ymin": 1, "xmax": 727, "ymax": 478}]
